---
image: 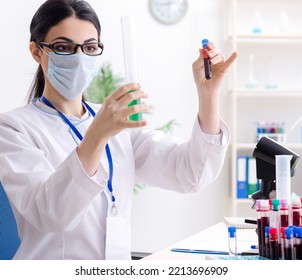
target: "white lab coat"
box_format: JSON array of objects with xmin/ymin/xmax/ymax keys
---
[{"xmin": 0, "ymin": 99, "xmax": 230, "ymax": 259}]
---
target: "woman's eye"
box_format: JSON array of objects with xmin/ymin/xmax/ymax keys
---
[
  {"xmin": 83, "ymin": 44, "xmax": 98, "ymax": 53},
  {"xmin": 53, "ymin": 43, "xmax": 73, "ymax": 53}
]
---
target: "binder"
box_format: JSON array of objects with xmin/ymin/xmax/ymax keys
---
[
  {"xmin": 237, "ymin": 156, "xmax": 248, "ymax": 198},
  {"xmin": 247, "ymin": 157, "xmax": 259, "ymax": 195}
]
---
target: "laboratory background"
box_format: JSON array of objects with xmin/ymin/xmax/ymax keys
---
[{"xmin": 1, "ymin": 0, "xmax": 302, "ymax": 255}]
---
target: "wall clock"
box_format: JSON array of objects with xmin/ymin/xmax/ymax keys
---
[{"xmin": 149, "ymin": 0, "xmax": 188, "ymax": 25}]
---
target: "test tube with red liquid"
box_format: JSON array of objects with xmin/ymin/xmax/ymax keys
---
[
  {"xmin": 284, "ymin": 227, "xmax": 294, "ymax": 260},
  {"xmin": 280, "ymin": 199, "xmax": 289, "ymax": 227},
  {"xmin": 257, "ymin": 200, "xmax": 270, "ymax": 257}
]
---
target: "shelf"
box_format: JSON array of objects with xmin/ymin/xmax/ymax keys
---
[
  {"xmin": 229, "ymin": 34, "xmax": 302, "ymax": 44},
  {"xmin": 235, "ymin": 199, "xmax": 254, "ymax": 205},
  {"xmin": 228, "ymin": 0, "xmax": 302, "ymax": 217},
  {"xmin": 235, "ymin": 143, "xmax": 302, "ymax": 150},
  {"xmin": 229, "ymin": 89, "xmax": 302, "ymax": 97}
]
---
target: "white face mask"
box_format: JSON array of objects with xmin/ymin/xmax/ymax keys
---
[{"xmin": 46, "ymin": 52, "xmax": 100, "ymax": 100}]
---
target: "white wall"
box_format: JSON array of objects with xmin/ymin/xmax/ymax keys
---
[{"xmin": 0, "ymin": 0, "xmax": 232, "ymax": 254}]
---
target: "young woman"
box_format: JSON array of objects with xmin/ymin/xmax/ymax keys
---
[{"xmin": 0, "ymin": 0, "xmax": 236, "ymax": 259}]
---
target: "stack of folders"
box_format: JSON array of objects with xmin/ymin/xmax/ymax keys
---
[
  {"xmin": 236, "ymin": 156, "xmax": 260, "ymax": 199},
  {"xmin": 224, "ymin": 217, "xmax": 257, "ymax": 229}
]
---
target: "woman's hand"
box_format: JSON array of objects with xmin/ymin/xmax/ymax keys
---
[
  {"xmin": 91, "ymin": 83, "xmax": 149, "ymax": 141},
  {"xmin": 192, "ymin": 42, "xmax": 237, "ymax": 135},
  {"xmin": 192, "ymin": 42, "xmax": 237, "ymax": 94},
  {"xmin": 77, "ymin": 83, "xmax": 149, "ymax": 176}
]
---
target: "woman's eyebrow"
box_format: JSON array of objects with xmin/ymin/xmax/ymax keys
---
[
  {"xmin": 51, "ymin": 36, "xmax": 73, "ymax": 42},
  {"xmin": 84, "ymin": 38, "xmax": 99, "ymax": 43},
  {"xmin": 50, "ymin": 36, "xmax": 98, "ymax": 43}
]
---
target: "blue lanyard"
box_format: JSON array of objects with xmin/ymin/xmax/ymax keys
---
[{"xmin": 41, "ymin": 96, "xmax": 116, "ymax": 215}]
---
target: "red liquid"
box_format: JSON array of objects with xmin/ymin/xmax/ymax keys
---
[
  {"xmin": 292, "ymin": 211, "xmax": 300, "ymax": 226},
  {"xmin": 265, "ymin": 237, "xmax": 270, "ymax": 259},
  {"xmin": 297, "ymin": 243, "xmax": 302, "ymax": 260},
  {"xmin": 257, "ymin": 218, "xmax": 263, "ymax": 256},
  {"xmin": 278, "ymin": 243, "xmax": 282, "ymax": 259},
  {"xmin": 280, "ymin": 214, "xmax": 288, "ymax": 227},
  {"xmin": 269, "ymin": 240, "xmax": 279, "ymax": 260},
  {"xmin": 284, "ymin": 246, "xmax": 294, "ymax": 260},
  {"xmin": 261, "ymin": 216, "xmax": 269, "ymax": 257},
  {"xmin": 294, "ymin": 244, "xmax": 302, "ymax": 260}
]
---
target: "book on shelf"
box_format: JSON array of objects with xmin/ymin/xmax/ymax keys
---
[
  {"xmin": 236, "ymin": 156, "xmax": 248, "ymax": 199},
  {"xmin": 236, "ymin": 156, "xmax": 260, "ymax": 199}
]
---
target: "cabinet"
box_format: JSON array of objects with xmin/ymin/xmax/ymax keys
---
[{"xmin": 228, "ymin": 0, "xmax": 302, "ymax": 216}]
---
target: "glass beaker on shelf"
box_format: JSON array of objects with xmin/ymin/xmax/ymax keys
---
[
  {"xmin": 244, "ymin": 54, "xmax": 258, "ymax": 89},
  {"xmin": 264, "ymin": 57, "xmax": 278, "ymax": 90}
]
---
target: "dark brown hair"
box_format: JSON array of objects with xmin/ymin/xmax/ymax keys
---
[{"xmin": 27, "ymin": 0, "xmax": 101, "ymax": 103}]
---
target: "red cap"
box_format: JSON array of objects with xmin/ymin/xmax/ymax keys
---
[
  {"xmin": 269, "ymin": 199, "xmax": 273, "ymax": 209},
  {"xmin": 269, "ymin": 227, "xmax": 279, "ymax": 239},
  {"xmin": 270, "ymin": 227, "xmax": 278, "ymax": 234}
]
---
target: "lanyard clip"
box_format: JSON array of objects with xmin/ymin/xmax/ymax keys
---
[{"xmin": 112, "ymin": 202, "xmax": 117, "ymax": 216}]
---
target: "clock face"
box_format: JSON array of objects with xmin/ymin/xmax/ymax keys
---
[{"xmin": 149, "ymin": 0, "xmax": 188, "ymax": 25}]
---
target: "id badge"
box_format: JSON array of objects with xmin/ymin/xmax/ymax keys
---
[{"xmin": 105, "ymin": 216, "xmax": 131, "ymax": 260}]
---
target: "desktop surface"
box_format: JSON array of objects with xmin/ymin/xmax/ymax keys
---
[{"xmin": 143, "ymin": 221, "xmax": 258, "ymax": 260}]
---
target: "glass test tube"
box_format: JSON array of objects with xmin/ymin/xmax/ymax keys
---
[
  {"xmin": 292, "ymin": 204, "xmax": 300, "ymax": 227},
  {"xmin": 256, "ymin": 200, "xmax": 263, "ymax": 256},
  {"xmin": 291, "ymin": 194, "xmax": 301, "ymax": 227},
  {"xmin": 284, "ymin": 227, "xmax": 294, "ymax": 260},
  {"xmin": 260, "ymin": 200, "xmax": 270, "ymax": 257},
  {"xmin": 270, "ymin": 199, "xmax": 281, "ymax": 259},
  {"xmin": 300, "ymin": 197, "xmax": 302, "ymax": 226},
  {"xmin": 280, "ymin": 199, "xmax": 289, "ymax": 228},
  {"xmin": 228, "ymin": 226, "xmax": 237, "ymax": 258},
  {"xmin": 293, "ymin": 226, "xmax": 299, "ymax": 259},
  {"xmin": 264, "ymin": 226, "xmax": 270, "ymax": 259},
  {"xmin": 280, "ymin": 227, "xmax": 286, "ymax": 260},
  {"xmin": 202, "ymin": 39, "xmax": 212, "ymax": 80},
  {"xmin": 269, "ymin": 227, "xmax": 279, "ymax": 260},
  {"xmin": 295, "ymin": 227, "xmax": 302, "ymax": 260},
  {"xmin": 121, "ymin": 15, "xmax": 142, "ymax": 121}
]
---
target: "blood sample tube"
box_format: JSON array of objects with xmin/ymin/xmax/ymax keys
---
[
  {"xmin": 280, "ymin": 199, "xmax": 289, "ymax": 227},
  {"xmin": 295, "ymin": 227, "xmax": 302, "ymax": 260},
  {"xmin": 269, "ymin": 227, "xmax": 279, "ymax": 260},
  {"xmin": 264, "ymin": 226, "xmax": 270, "ymax": 258},
  {"xmin": 270, "ymin": 199, "xmax": 281, "ymax": 258},
  {"xmin": 256, "ymin": 200, "xmax": 263, "ymax": 256},
  {"xmin": 300, "ymin": 197, "xmax": 302, "ymax": 226},
  {"xmin": 201, "ymin": 39, "xmax": 212, "ymax": 80},
  {"xmin": 284, "ymin": 227, "xmax": 294, "ymax": 260},
  {"xmin": 291, "ymin": 195, "xmax": 301, "ymax": 226},
  {"xmin": 280, "ymin": 227, "xmax": 286, "ymax": 260},
  {"xmin": 260, "ymin": 200, "xmax": 270, "ymax": 257}
]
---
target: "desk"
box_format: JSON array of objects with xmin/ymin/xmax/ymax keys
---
[{"xmin": 144, "ymin": 221, "xmax": 258, "ymax": 260}]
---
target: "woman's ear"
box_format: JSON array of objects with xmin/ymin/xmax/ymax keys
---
[{"xmin": 29, "ymin": 41, "xmax": 42, "ymax": 64}]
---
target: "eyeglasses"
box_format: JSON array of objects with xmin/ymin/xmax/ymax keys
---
[{"xmin": 37, "ymin": 41, "xmax": 104, "ymax": 56}]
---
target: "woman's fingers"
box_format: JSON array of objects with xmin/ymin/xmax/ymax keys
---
[
  {"xmin": 98, "ymin": 85, "xmax": 150, "ymax": 133},
  {"xmin": 223, "ymin": 52, "xmax": 238, "ymax": 70},
  {"xmin": 210, "ymin": 54, "xmax": 224, "ymax": 65},
  {"xmin": 122, "ymin": 103, "xmax": 150, "ymax": 119},
  {"xmin": 118, "ymin": 90, "xmax": 148, "ymax": 107},
  {"xmin": 110, "ymin": 83, "xmax": 141, "ymax": 100}
]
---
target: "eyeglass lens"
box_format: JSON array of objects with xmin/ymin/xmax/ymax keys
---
[{"xmin": 53, "ymin": 42, "xmax": 103, "ymax": 55}]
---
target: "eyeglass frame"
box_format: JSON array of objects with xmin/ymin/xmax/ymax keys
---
[{"xmin": 37, "ymin": 41, "xmax": 104, "ymax": 56}]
